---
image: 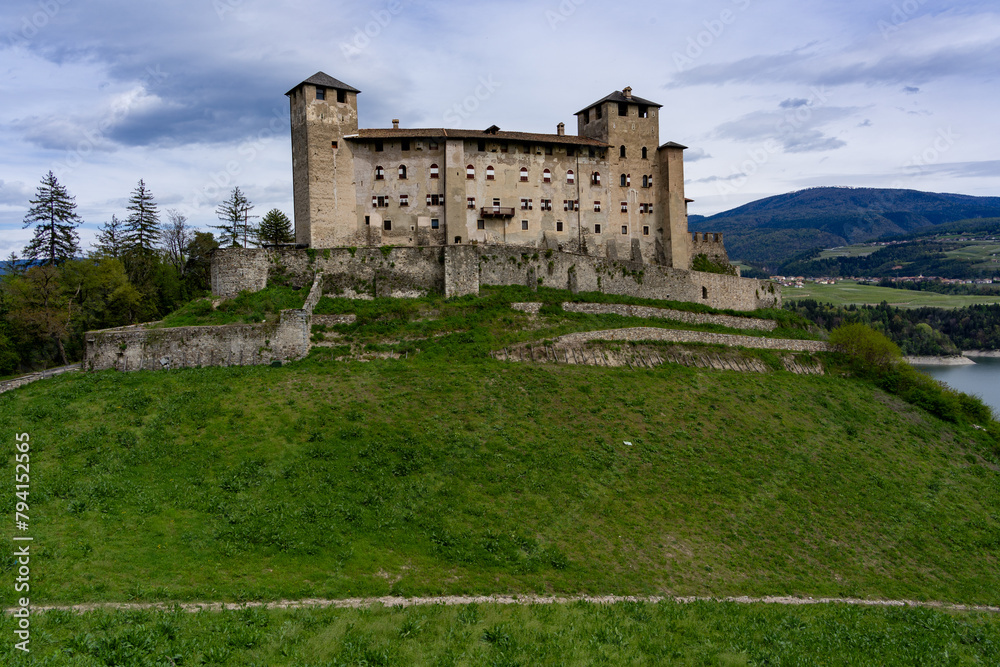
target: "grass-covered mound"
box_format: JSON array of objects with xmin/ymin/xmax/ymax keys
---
[
  {"xmin": 153, "ymin": 285, "xmax": 308, "ymax": 328},
  {"xmin": 2, "ymin": 348, "xmax": 997, "ymax": 606},
  {"xmin": 3, "ymin": 600, "xmax": 998, "ymax": 665}
]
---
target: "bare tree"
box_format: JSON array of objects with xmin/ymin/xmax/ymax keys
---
[{"xmin": 162, "ymin": 209, "xmax": 191, "ymax": 274}]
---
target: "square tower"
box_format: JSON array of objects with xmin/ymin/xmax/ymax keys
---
[{"xmin": 286, "ymin": 72, "xmax": 361, "ymax": 247}]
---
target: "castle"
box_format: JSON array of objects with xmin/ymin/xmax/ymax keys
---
[{"xmin": 285, "ymin": 72, "xmax": 728, "ymax": 268}]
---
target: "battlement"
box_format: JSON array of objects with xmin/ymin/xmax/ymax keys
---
[{"xmin": 690, "ymin": 231, "xmax": 730, "ymax": 265}]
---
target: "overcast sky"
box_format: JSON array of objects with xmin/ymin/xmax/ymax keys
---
[{"xmin": 1, "ymin": 0, "xmax": 997, "ymax": 255}]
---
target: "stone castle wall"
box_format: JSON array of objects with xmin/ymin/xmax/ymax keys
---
[
  {"xmin": 85, "ymin": 276, "xmax": 321, "ymax": 372},
  {"xmin": 211, "ymin": 246, "xmax": 779, "ymax": 311}
]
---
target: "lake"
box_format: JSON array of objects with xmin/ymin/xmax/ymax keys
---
[{"xmin": 913, "ymin": 356, "xmax": 1000, "ymax": 417}]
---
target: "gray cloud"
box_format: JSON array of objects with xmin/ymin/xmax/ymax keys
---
[
  {"xmin": 685, "ymin": 147, "xmax": 712, "ymax": 162},
  {"xmin": 779, "ymin": 98, "xmax": 810, "ymax": 109},
  {"xmin": 903, "ymin": 86, "xmax": 920, "ymax": 94},
  {"xmin": 712, "ymin": 105, "xmax": 858, "ymax": 153},
  {"xmin": 668, "ymin": 39, "xmax": 1000, "ymax": 89}
]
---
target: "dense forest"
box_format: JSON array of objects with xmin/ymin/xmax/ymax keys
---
[
  {"xmin": 0, "ymin": 173, "xmax": 292, "ymax": 375},
  {"xmin": 786, "ymin": 300, "xmax": 1000, "ymax": 355}
]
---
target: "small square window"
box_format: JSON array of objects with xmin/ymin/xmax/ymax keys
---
[
  {"xmin": 401, "ymin": 140, "xmax": 410, "ymax": 151},
  {"xmin": 521, "ymin": 220, "xmax": 529, "ymax": 230},
  {"xmin": 621, "ymin": 225, "xmax": 628, "ymax": 235},
  {"xmin": 477, "ymin": 219, "xmax": 485, "ymax": 230},
  {"xmin": 477, "ymin": 140, "xmax": 486, "ymax": 151},
  {"xmin": 337, "ymin": 89, "xmax": 347, "ymax": 103},
  {"xmin": 315, "ymin": 87, "xmax": 326, "ymax": 100},
  {"xmin": 431, "ymin": 218, "xmax": 439, "ymax": 229},
  {"xmin": 375, "ymin": 141, "xmax": 384, "ymax": 152},
  {"xmin": 556, "ymin": 221, "xmax": 564, "ymax": 232},
  {"xmin": 384, "ymin": 220, "xmax": 392, "ymax": 231},
  {"xmin": 331, "ymin": 140, "xmax": 338, "ymax": 149},
  {"xmin": 467, "ymin": 197, "xmax": 476, "ymax": 209},
  {"xmin": 428, "ymin": 141, "xmax": 439, "ymax": 150},
  {"xmin": 594, "ymin": 223, "xmax": 602, "ymax": 234},
  {"xmin": 618, "ymin": 102, "xmax": 628, "ymax": 116},
  {"xmin": 643, "ymin": 226, "xmax": 650, "ymax": 236}
]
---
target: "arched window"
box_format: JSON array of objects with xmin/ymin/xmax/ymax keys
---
[
  {"xmin": 641, "ymin": 147, "xmax": 648, "ymax": 159},
  {"xmin": 591, "ymin": 172, "xmax": 601, "ymax": 185},
  {"xmin": 520, "ymin": 167, "xmax": 528, "ymax": 182},
  {"xmin": 619, "ymin": 145, "xmax": 626, "ymax": 158},
  {"xmin": 430, "ymin": 164, "xmax": 439, "ymax": 179},
  {"xmin": 486, "ymin": 165, "xmax": 495, "ymax": 181},
  {"xmin": 543, "ymin": 168, "xmax": 551, "ymax": 183},
  {"xmin": 375, "ymin": 165, "xmax": 385, "ymax": 180},
  {"xmin": 398, "ymin": 165, "xmax": 407, "ymax": 179},
  {"xmin": 641, "ymin": 175, "xmax": 648, "ymax": 188},
  {"xmin": 620, "ymin": 174, "xmax": 627, "ymax": 187},
  {"xmin": 566, "ymin": 170, "xmax": 575, "ymax": 184},
  {"xmin": 467, "ymin": 164, "xmax": 475, "ymax": 179}
]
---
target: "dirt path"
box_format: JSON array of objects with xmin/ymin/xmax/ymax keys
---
[{"xmin": 12, "ymin": 594, "xmax": 1000, "ymax": 615}]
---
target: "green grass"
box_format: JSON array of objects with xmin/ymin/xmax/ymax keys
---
[
  {"xmin": 785, "ymin": 280, "xmax": 1000, "ymax": 308},
  {"xmin": 4, "ymin": 601, "xmax": 999, "ymax": 665},
  {"xmin": 152, "ymin": 285, "xmax": 308, "ymax": 328},
  {"xmin": 1, "ymin": 351, "xmax": 997, "ymax": 606}
]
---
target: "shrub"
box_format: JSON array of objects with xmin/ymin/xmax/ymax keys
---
[{"xmin": 829, "ymin": 323, "xmax": 901, "ymax": 374}]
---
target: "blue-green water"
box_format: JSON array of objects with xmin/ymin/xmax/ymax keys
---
[{"xmin": 914, "ymin": 357, "xmax": 1000, "ymax": 417}]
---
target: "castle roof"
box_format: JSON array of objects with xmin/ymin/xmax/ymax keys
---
[
  {"xmin": 285, "ymin": 72, "xmax": 361, "ymax": 96},
  {"xmin": 659, "ymin": 141, "xmax": 688, "ymax": 150},
  {"xmin": 575, "ymin": 90, "xmax": 662, "ymax": 116},
  {"xmin": 347, "ymin": 128, "xmax": 609, "ymax": 147}
]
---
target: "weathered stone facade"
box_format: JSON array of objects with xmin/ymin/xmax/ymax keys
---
[{"xmin": 286, "ymin": 73, "xmax": 724, "ymax": 269}]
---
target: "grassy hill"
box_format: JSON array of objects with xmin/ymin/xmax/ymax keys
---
[
  {"xmin": 689, "ymin": 187, "xmax": 1000, "ymax": 267},
  {"xmin": 3, "ymin": 289, "xmax": 999, "ymax": 663}
]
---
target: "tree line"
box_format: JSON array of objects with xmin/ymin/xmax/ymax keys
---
[
  {"xmin": 787, "ymin": 299, "xmax": 1000, "ymax": 356},
  {"xmin": 777, "ymin": 241, "xmax": 998, "ymax": 279},
  {"xmin": 0, "ymin": 172, "xmax": 294, "ymax": 374}
]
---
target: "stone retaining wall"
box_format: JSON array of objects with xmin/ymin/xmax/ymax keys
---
[
  {"xmin": 556, "ymin": 327, "xmax": 829, "ymax": 352},
  {"xmin": 560, "ymin": 303, "xmax": 777, "ymax": 331},
  {"xmin": 85, "ymin": 275, "xmax": 323, "ymax": 372}
]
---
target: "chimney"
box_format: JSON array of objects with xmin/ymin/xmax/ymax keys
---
[
  {"xmin": 623, "ymin": 86, "xmax": 632, "ymax": 99},
  {"xmin": 392, "ymin": 118, "xmax": 399, "ymax": 129},
  {"xmin": 557, "ymin": 122, "xmax": 565, "ymax": 136}
]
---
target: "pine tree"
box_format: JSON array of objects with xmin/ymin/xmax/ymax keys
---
[
  {"xmin": 123, "ymin": 179, "xmax": 161, "ymax": 253},
  {"xmin": 258, "ymin": 208, "xmax": 294, "ymax": 245},
  {"xmin": 95, "ymin": 214, "xmax": 126, "ymax": 259},
  {"xmin": 213, "ymin": 187, "xmax": 256, "ymax": 248},
  {"xmin": 21, "ymin": 171, "xmax": 82, "ymax": 265}
]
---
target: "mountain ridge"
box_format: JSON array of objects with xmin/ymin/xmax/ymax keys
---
[{"xmin": 688, "ymin": 187, "xmax": 1000, "ymax": 266}]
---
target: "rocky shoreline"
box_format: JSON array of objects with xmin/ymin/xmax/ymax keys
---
[{"xmin": 906, "ymin": 355, "xmax": 976, "ymax": 366}]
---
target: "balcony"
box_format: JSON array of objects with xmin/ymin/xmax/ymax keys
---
[{"xmin": 480, "ymin": 206, "xmax": 515, "ymax": 218}]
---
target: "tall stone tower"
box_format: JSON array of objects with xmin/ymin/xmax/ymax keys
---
[
  {"xmin": 576, "ymin": 88, "xmax": 690, "ymax": 268},
  {"xmin": 286, "ymin": 73, "xmax": 360, "ymax": 247}
]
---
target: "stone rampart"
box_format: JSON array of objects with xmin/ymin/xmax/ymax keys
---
[
  {"xmin": 476, "ymin": 246, "xmax": 780, "ymax": 311},
  {"xmin": 211, "ymin": 245, "xmax": 780, "ymax": 312},
  {"xmin": 85, "ymin": 274, "xmax": 322, "ymax": 372}
]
